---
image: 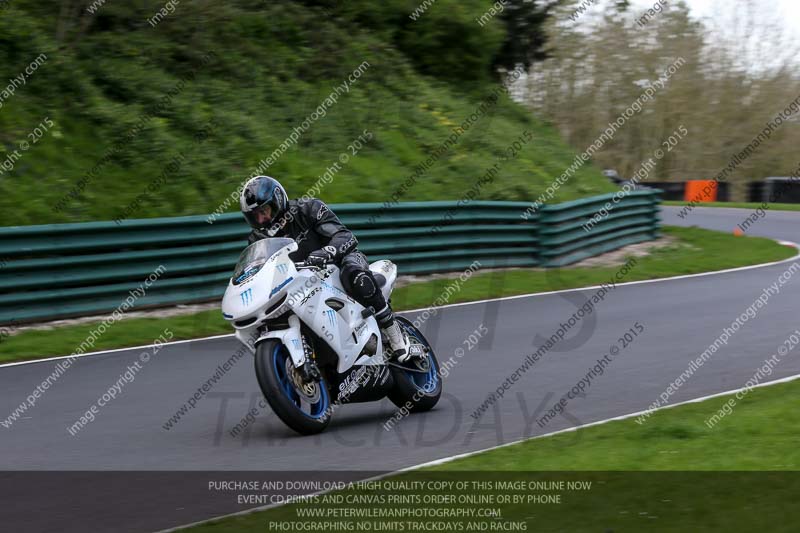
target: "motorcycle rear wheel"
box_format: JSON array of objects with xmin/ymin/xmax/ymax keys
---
[{"xmin": 387, "ymin": 317, "xmax": 442, "ymax": 413}]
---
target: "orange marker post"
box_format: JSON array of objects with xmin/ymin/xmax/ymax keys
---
[{"xmin": 684, "ymin": 180, "xmax": 718, "ymax": 203}]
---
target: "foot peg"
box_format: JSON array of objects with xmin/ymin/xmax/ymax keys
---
[
  {"xmin": 395, "ymin": 343, "xmax": 425, "ymax": 363},
  {"xmin": 408, "ymin": 343, "xmax": 426, "ymax": 359}
]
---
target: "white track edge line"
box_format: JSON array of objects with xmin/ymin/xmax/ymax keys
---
[
  {"xmin": 156, "ymin": 370, "xmax": 800, "ymax": 532},
  {"xmin": 0, "ymin": 334, "xmax": 236, "ymax": 368},
  {"xmin": 399, "ymin": 371, "xmax": 800, "ymax": 471},
  {"xmin": 5, "ymin": 241, "xmax": 799, "ymax": 369}
]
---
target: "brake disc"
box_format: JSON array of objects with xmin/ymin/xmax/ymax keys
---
[{"xmin": 285, "ymin": 359, "xmax": 321, "ymax": 402}]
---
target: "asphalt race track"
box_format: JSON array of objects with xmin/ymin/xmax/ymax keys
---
[{"xmin": 2, "ymin": 206, "xmax": 799, "ymax": 532}]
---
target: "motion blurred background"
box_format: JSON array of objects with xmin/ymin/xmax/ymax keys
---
[{"xmin": 2, "ymin": 0, "xmax": 796, "ymax": 226}]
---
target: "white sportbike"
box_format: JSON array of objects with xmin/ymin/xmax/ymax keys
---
[{"xmin": 222, "ymin": 238, "xmax": 442, "ymax": 435}]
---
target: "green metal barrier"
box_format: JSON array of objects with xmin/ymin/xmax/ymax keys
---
[
  {"xmin": 0, "ymin": 202, "xmax": 540, "ymax": 324},
  {"xmin": 538, "ymin": 189, "xmax": 661, "ymax": 267},
  {"xmin": 0, "ymin": 193, "xmax": 659, "ymax": 325}
]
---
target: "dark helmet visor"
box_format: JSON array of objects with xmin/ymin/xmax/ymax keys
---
[{"xmin": 244, "ymin": 198, "xmax": 279, "ymax": 229}]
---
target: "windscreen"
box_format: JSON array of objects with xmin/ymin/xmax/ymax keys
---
[{"xmin": 231, "ymin": 238, "xmax": 294, "ymax": 285}]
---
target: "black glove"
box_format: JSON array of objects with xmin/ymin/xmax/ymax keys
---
[{"xmin": 306, "ymin": 246, "xmax": 335, "ymax": 267}]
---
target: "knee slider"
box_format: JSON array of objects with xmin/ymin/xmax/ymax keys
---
[{"xmin": 353, "ymin": 272, "xmax": 378, "ymax": 299}]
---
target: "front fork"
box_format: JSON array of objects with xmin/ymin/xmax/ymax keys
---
[{"xmin": 255, "ymin": 315, "xmax": 320, "ymax": 382}]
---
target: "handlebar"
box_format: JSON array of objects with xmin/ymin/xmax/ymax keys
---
[{"xmin": 294, "ymin": 261, "xmax": 329, "ymax": 270}]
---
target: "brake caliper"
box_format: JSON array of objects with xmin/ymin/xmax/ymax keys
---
[{"xmin": 298, "ymin": 335, "xmax": 321, "ymax": 383}]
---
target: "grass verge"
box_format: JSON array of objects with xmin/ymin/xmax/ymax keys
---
[
  {"xmin": 663, "ymin": 200, "xmax": 800, "ymax": 212},
  {"xmin": 2, "ymin": 226, "xmax": 795, "ymax": 363},
  {"xmin": 433, "ymin": 379, "xmax": 800, "ymax": 472},
  {"xmin": 184, "ymin": 379, "xmax": 800, "ymax": 532}
]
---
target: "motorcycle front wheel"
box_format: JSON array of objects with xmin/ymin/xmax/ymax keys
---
[{"xmin": 254, "ymin": 340, "xmax": 332, "ymax": 435}]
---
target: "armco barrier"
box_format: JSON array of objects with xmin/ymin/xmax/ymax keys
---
[
  {"xmin": 538, "ymin": 189, "xmax": 661, "ymax": 267},
  {"xmin": 0, "ymin": 193, "xmax": 659, "ymax": 325},
  {"xmin": 0, "ymin": 202, "xmax": 539, "ymax": 324}
]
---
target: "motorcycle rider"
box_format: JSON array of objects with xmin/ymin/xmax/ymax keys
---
[{"xmin": 240, "ymin": 175, "xmax": 412, "ymax": 361}]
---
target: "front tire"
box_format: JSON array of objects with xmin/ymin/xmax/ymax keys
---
[
  {"xmin": 387, "ymin": 317, "xmax": 442, "ymax": 413},
  {"xmin": 254, "ymin": 340, "xmax": 331, "ymax": 435}
]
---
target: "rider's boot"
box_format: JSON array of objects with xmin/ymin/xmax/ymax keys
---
[{"xmin": 376, "ymin": 307, "xmax": 411, "ymax": 362}]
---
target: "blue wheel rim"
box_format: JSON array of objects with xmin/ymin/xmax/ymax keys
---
[
  {"xmin": 271, "ymin": 344, "xmax": 330, "ymax": 419},
  {"xmin": 398, "ymin": 322, "xmax": 439, "ymax": 394}
]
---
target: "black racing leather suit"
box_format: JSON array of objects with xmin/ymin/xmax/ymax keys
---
[{"xmin": 247, "ymin": 198, "xmax": 393, "ymax": 325}]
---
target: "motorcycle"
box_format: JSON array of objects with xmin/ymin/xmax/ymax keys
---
[{"xmin": 221, "ymin": 238, "xmax": 442, "ymax": 435}]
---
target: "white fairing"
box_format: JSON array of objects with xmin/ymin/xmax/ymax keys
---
[
  {"xmin": 221, "ymin": 240, "xmax": 396, "ymax": 375},
  {"xmin": 369, "ymin": 259, "xmax": 397, "ymax": 303}
]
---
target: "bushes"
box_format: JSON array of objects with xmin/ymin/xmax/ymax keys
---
[
  {"xmin": 0, "ymin": 0, "xmax": 613, "ymax": 226},
  {"xmin": 299, "ymin": 0, "xmax": 505, "ymax": 81}
]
